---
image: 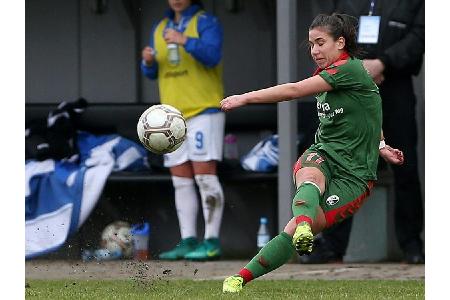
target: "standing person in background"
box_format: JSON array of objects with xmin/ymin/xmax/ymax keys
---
[
  {"xmin": 300, "ymin": 0, "xmax": 425, "ymax": 265},
  {"xmin": 141, "ymin": 0, "xmax": 225, "ymax": 261},
  {"xmin": 221, "ymin": 13, "xmax": 404, "ymax": 293}
]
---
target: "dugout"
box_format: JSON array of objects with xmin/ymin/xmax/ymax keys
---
[
  {"xmin": 25, "ymin": 101, "xmax": 318, "ymax": 259},
  {"xmin": 26, "ymin": 0, "xmax": 424, "ymax": 262}
]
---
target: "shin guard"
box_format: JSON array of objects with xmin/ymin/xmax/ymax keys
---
[{"xmin": 292, "ymin": 181, "xmax": 321, "ymax": 226}]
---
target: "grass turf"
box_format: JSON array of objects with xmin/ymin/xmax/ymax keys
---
[{"xmin": 25, "ymin": 279, "xmax": 424, "ymax": 299}]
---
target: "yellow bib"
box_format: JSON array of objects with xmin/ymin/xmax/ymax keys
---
[{"xmin": 154, "ymin": 12, "xmax": 224, "ymax": 119}]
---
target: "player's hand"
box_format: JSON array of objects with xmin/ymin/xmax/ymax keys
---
[
  {"xmin": 142, "ymin": 46, "xmax": 155, "ymax": 65},
  {"xmin": 379, "ymin": 145, "xmax": 404, "ymax": 165},
  {"xmin": 220, "ymin": 95, "xmax": 247, "ymax": 112},
  {"xmin": 164, "ymin": 28, "xmax": 188, "ymax": 45}
]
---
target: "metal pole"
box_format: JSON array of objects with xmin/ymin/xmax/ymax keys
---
[{"xmin": 276, "ymin": 0, "xmax": 298, "ymax": 232}]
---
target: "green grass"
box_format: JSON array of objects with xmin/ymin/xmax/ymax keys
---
[{"xmin": 25, "ymin": 279, "xmax": 424, "ymax": 299}]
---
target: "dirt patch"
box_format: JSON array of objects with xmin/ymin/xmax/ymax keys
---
[{"xmin": 26, "ymin": 260, "xmax": 424, "ymax": 281}]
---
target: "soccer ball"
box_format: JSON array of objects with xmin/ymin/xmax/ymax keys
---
[
  {"xmin": 100, "ymin": 221, "xmax": 133, "ymax": 258},
  {"xmin": 137, "ymin": 104, "xmax": 187, "ymax": 154}
]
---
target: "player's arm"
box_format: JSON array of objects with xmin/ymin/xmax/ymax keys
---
[
  {"xmin": 141, "ymin": 22, "xmax": 159, "ymax": 79},
  {"xmin": 379, "ymin": 130, "xmax": 404, "ymax": 165},
  {"xmin": 220, "ymin": 75, "xmax": 332, "ymax": 111},
  {"xmin": 183, "ymin": 14, "xmax": 223, "ymax": 67}
]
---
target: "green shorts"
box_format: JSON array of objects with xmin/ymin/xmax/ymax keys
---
[{"xmin": 292, "ymin": 145, "xmax": 374, "ymax": 228}]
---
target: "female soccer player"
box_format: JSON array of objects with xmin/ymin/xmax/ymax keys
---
[{"xmin": 221, "ymin": 13, "xmax": 404, "ymax": 293}]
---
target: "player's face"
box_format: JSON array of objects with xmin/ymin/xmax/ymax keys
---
[
  {"xmin": 168, "ymin": 0, "xmax": 192, "ymax": 13},
  {"xmin": 308, "ymin": 27, "xmax": 345, "ymax": 69}
]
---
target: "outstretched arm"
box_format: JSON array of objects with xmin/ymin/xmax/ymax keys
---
[
  {"xmin": 220, "ymin": 75, "xmax": 332, "ymax": 111},
  {"xmin": 379, "ymin": 131, "xmax": 404, "ymax": 165}
]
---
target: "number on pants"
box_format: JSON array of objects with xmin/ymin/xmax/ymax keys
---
[
  {"xmin": 306, "ymin": 152, "xmax": 325, "ymax": 165},
  {"xmin": 195, "ymin": 131, "xmax": 204, "ymax": 149}
]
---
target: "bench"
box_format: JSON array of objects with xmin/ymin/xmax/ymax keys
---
[{"xmin": 25, "ymin": 102, "xmax": 317, "ymax": 183}]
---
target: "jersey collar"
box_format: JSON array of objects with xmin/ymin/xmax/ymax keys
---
[{"xmin": 312, "ymin": 51, "xmax": 350, "ymax": 76}]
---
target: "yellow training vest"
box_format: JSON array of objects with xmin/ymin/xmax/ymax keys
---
[{"xmin": 154, "ymin": 12, "xmax": 224, "ymax": 119}]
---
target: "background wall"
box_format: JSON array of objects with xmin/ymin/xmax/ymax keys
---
[
  {"xmin": 26, "ymin": 0, "xmax": 138, "ymax": 102},
  {"xmin": 26, "ymin": 0, "xmax": 277, "ymax": 103}
]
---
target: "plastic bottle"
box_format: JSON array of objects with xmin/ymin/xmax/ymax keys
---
[
  {"xmin": 164, "ymin": 20, "xmax": 181, "ymax": 66},
  {"xmin": 257, "ymin": 217, "xmax": 270, "ymax": 250},
  {"xmin": 166, "ymin": 21, "xmax": 180, "ymax": 66},
  {"xmin": 131, "ymin": 222, "xmax": 151, "ymax": 260},
  {"xmin": 167, "ymin": 43, "xmax": 180, "ymax": 66},
  {"xmin": 224, "ymin": 134, "xmax": 239, "ymax": 160}
]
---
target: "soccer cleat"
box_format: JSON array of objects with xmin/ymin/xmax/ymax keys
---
[
  {"xmin": 292, "ymin": 222, "xmax": 314, "ymax": 255},
  {"xmin": 222, "ymin": 275, "xmax": 244, "ymax": 293},
  {"xmin": 184, "ymin": 238, "xmax": 222, "ymax": 261},
  {"xmin": 158, "ymin": 237, "xmax": 198, "ymax": 260}
]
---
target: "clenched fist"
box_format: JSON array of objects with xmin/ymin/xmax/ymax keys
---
[
  {"xmin": 164, "ymin": 28, "xmax": 188, "ymax": 45},
  {"xmin": 142, "ymin": 46, "xmax": 155, "ymax": 66}
]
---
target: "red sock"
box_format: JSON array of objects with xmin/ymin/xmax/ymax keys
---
[
  {"xmin": 295, "ymin": 215, "xmax": 313, "ymax": 226},
  {"xmin": 238, "ymin": 268, "xmax": 254, "ymax": 284}
]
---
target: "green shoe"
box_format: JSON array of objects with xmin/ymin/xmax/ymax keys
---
[
  {"xmin": 292, "ymin": 222, "xmax": 314, "ymax": 255},
  {"xmin": 184, "ymin": 238, "xmax": 222, "ymax": 261},
  {"xmin": 223, "ymin": 275, "xmax": 244, "ymax": 293},
  {"xmin": 158, "ymin": 237, "xmax": 198, "ymax": 260}
]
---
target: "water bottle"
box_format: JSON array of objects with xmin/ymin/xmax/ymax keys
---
[
  {"xmin": 224, "ymin": 134, "xmax": 239, "ymax": 160},
  {"xmin": 131, "ymin": 222, "xmax": 151, "ymax": 260},
  {"xmin": 167, "ymin": 43, "xmax": 180, "ymax": 66},
  {"xmin": 257, "ymin": 217, "xmax": 270, "ymax": 250},
  {"xmin": 166, "ymin": 22, "xmax": 180, "ymax": 66}
]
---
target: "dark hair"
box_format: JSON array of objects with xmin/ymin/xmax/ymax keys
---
[{"xmin": 309, "ymin": 13, "xmax": 361, "ymax": 58}]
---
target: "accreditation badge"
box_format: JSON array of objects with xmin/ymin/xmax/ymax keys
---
[{"xmin": 357, "ymin": 15, "xmax": 381, "ymax": 44}]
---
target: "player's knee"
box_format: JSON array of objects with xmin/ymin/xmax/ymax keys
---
[
  {"xmin": 194, "ymin": 174, "xmax": 224, "ymax": 201},
  {"xmin": 172, "ymin": 176, "xmax": 195, "ymax": 189},
  {"xmin": 295, "ymin": 168, "xmax": 325, "ymax": 194}
]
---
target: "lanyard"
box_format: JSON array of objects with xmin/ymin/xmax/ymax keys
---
[{"xmin": 368, "ymin": 0, "xmax": 376, "ymax": 16}]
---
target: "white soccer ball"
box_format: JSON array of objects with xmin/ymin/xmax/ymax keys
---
[
  {"xmin": 137, "ymin": 104, "xmax": 187, "ymax": 154},
  {"xmin": 100, "ymin": 221, "xmax": 133, "ymax": 258}
]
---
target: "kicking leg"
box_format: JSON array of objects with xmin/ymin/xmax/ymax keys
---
[
  {"xmin": 223, "ymin": 231, "xmax": 296, "ymax": 293},
  {"xmin": 223, "ymin": 202, "xmax": 326, "ymax": 292},
  {"xmin": 223, "ymin": 155, "xmax": 327, "ymax": 293},
  {"xmin": 223, "ymin": 207, "xmax": 327, "ymax": 294}
]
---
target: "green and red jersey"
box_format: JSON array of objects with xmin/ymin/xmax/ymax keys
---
[{"xmin": 313, "ymin": 55, "xmax": 382, "ymax": 181}]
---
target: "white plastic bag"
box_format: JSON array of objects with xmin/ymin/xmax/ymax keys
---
[{"xmin": 241, "ymin": 135, "xmax": 278, "ymax": 172}]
